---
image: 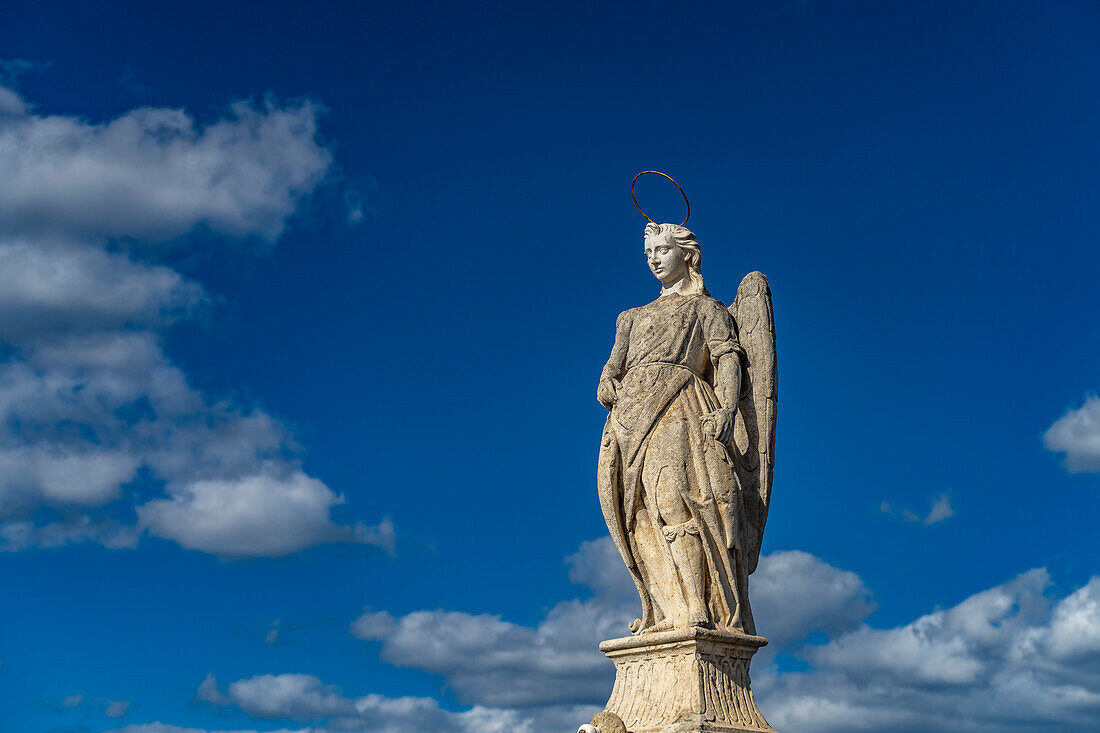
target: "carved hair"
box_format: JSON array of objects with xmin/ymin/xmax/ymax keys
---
[{"xmin": 644, "ymin": 222, "xmax": 709, "ymax": 296}]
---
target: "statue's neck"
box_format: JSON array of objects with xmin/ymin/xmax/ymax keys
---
[{"xmin": 660, "ymin": 274, "xmax": 697, "ymax": 297}]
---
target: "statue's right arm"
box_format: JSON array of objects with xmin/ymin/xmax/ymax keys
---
[{"xmin": 597, "ymin": 310, "xmax": 631, "ymax": 409}]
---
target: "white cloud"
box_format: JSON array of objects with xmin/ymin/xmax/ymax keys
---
[
  {"xmin": 0, "ymin": 83, "xmax": 386, "ymax": 558},
  {"xmin": 106, "ymin": 700, "xmax": 132, "ymax": 718},
  {"xmin": 0, "ymin": 331, "xmax": 393, "ymax": 555},
  {"xmin": 228, "ymin": 675, "xmax": 356, "ymax": 719},
  {"xmin": 1037, "ymin": 576, "xmax": 1100, "ymax": 666},
  {"xmin": 355, "ymin": 606, "xmax": 611, "ymax": 708},
  {"xmin": 565, "ymin": 536, "xmax": 637, "ymax": 600},
  {"xmin": 138, "ymin": 470, "xmax": 394, "ymax": 559},
  {"xmin": 350, "ymin": 539, "xmax": 873, "ymax": 709},
  {"xmin": 350, "ymin": 541, "xmax": 626, "ymax": 708},
  {"xmin": 346, "ymin": 540, "xmax": 1100, "ymax": 732},
  {"xmin": 0, "ymin": 517, "xmax": 139, "ymax": 553},
  {"xmin": 0, "ymin": 91, "xmax": 331, "ymax": 242},
  {"xmin": 751, "ymin": 550, "xmax": 876, "ymax": 647},
  {"xmin": 0, "ymin": 444, "xmax": 139, "ymax": 512},
  {"xmin": 758, "ymin": 569, "xmax": 1100, "ymax": 733},
  {"xmin": 61, "ymin": 693, "xmax": 84, "ymax": 708},
  {"xmin": 109, "ymin": 725, "xmax": 312, "ymax": 733},
  {"xmin": 881, "ymin": 492, "xmax": 956, "ymax": 526},
  {"xmin": 923, "ymin": 493, "xmax": 955, "ymax": 524},
  {"xmin": 806, "ymin": 569, "xmax": 1052, "ymax": 686},
  {"xmin": 194, "ymin": 674, "xmax": 229, "ymax": 706},
  {"xmin": 0, "ymin": 85, "xmax": 26, "ymax": 115},
  {"xmin": 193, "ymin": 674, "xmax": 589, "ymax": 733},
  {"xmin": 0, "ymin": 239, "xmax": 204, "ymax": 344},
  {"xmin": 126, "ymin": 541, "xmax": 1100, "ymax": 733},
  {"xmin": 1045, "ymin": 395, "xmax": 1100, "ymax": 473}
]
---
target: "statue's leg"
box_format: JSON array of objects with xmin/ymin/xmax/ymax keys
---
[
  {"xmin": 646, "ymin": 418, "xmax": 709, "ymax": 629},
  {"xmin": 631, "ymin": 506, "xmax": 679, "ymax": 631}
]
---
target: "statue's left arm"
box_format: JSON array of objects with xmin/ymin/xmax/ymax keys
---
[
  {"xmin": 701, "ymin": 301, "xmax": 745, "ymax": 444},
  {"xmin": 714, "ymin": 354, "xmax": 742, "ymax": 410}
]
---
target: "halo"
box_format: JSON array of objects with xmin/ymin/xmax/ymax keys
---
[{"xmin": 631, "ymin": 170, "xmax": 690, "ymax": 227}]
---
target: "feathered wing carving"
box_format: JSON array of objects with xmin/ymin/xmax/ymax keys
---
[{"xmin": 729, "ymin": 271, "xmax": 777, "ymax": 576}]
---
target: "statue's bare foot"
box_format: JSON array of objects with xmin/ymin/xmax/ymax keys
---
[
  {"xmin": 688, "ymin": 607, "xmax": 711, "ymax": 629},
  {"xmin": 631, "ymin": 618, "xmax": 674, "ymax": 635}
]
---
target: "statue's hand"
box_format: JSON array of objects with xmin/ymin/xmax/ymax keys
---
[
  {"xmin": 702, "ymin": 407, "xmax": 736, "ymax": 444},
  {"xmin": 597, "ymin": 377, "xmax": 620, "ymax": 410}
]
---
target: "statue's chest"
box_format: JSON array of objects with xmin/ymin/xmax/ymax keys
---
[{"xmin": 629, "ymin": 304, "xmax": 700, "ymax": 355}]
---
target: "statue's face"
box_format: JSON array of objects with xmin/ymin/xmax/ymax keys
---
[{"xmin": 644, "ymin": 232, "xmax": 688, "ymax": 286}]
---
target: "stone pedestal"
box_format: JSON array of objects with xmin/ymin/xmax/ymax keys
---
[{"xmin": 599, "ymin": 628, "xmax": 776, "ymax": 733}]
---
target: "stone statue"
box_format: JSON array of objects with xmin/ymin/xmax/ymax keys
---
[
  {"xmin": 593, "ymin": 219, "xmax": 778, "ymax": 733},
  {"xmin": 597, "ymin": 221, "xmax": 776, "ymax": 637}
]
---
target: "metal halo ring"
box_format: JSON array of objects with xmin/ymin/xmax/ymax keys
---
[{"xmin": 631, "ymin": 170, "xmax": 690, "ymax": 226}]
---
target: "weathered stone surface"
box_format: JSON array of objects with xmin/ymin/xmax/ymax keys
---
[
  {"xmin": 593, "ymin": 222, "xmax": 778, "ymax": 731},
  {"xmin": 601, "ymin": 628, "xmax": 774, "ymax": 733},
  {"xmin": 590, "ymin": 710, "xmax": 629, "ymax": 733}
]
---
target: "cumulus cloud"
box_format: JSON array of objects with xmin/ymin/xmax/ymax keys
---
[
  {"xmin": 0, "ymin": 239, "xmax": 204, "ymax": 343},
  {"xmin": 1045, "ymin": 395, "xmax": 1100, "ymax": 473},
  {"xmin": 0, "ymin": 83, "xmax": 386, "ymax": 558},
  {"xmin": 0, "ymin": 85, "xmax": 26, "ymax": 115},
  {"xmin": 751, "ymin": 550, "xmax": 876, "ymax": 647},
  {"xmin": 227, "ymin": 675, "xmax": 356, "ymax": 719},
  {"xmin": 123, "ymin": 540, "xmax": 1100, "ymax": 733},
  {"xmin": 0, "ymin": 92, "xmax": 331, "ymax": 242},
  {"xmin": 0, "ymin": 330, "xmax": 391, "ymax": 557},
  {"xmin": 109, "ymin": 725, "xmax": 312, "ymax": 733},
  {"xmin": 138, "ymin": 471, "xmax": 395, "ymax": 558},
  {"xmin": 758, "ymin": 569, "xmax": 1100, "ymax": 733},
  {"xmin": 61, "ymin": 693, "xmax": 84, "ymax": 708},
  {"xmin": 192, "ymin": 674, "xmax": 589, "ymax": 733},
  {"xmin": 350, "ymin": 540, "xmax": 626, "ymax": 708},
  {"xmin": 0, "ymin": 339, "xmax": 392, "ymax": 556},
  {"xmin": 350, "ymin": 539, "xmax": 873, "ymax": 709},
  {"xmin": 344, "ymin": 540, "xmax": 1100, "ymax": 732}
]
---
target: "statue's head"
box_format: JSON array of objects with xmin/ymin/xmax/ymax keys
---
[{"xmin": 644, "ymin": 222, "xmax": 707, "ymax": 296}]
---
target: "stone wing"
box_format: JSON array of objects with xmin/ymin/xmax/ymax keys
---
[{"xmin": 729, "ymin": 271, "xmax": 777, "ymax": 575}]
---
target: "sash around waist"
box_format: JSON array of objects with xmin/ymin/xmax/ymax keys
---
[{"xmin": 625, "ymin": 361, "xmax": 704, "ymax": 379}]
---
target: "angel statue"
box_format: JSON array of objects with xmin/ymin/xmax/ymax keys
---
[{"xmin": 596, "ymin": 220, "xmax": 777, "ymax": 637}]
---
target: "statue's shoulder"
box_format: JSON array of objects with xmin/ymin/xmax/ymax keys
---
[
  {"xmin": 614, "ymin": 305, "xmax": 641, "ymax": 329},
  {"xmin": 694, "ymin": 294, "xmax": 733, "ymax": 319},
  {"xmin": 699, "ymin": 294, "xmax": 729, "ymax": 309}
]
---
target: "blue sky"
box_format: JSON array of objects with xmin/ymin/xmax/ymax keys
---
[{"xmin": 1, "ymin": 1, "xmax": 1099, "ymax": 732}]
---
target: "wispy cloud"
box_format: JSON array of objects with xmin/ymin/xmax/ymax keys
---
[
  {"xmin": 105, "ymin": 700, "xmax": 132, "ymax": 718},
  {"xmin": 881, "ymin": 492, "xmax": 955, "ymax": 525},
  {"xmin": 923, "ymin": 493, "xmax": 955, "ymax": 524}
]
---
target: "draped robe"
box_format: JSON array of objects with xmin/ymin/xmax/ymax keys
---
[{"xmin": 597, "ymin": 292, "xmax": 756, "ymax": 635}]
